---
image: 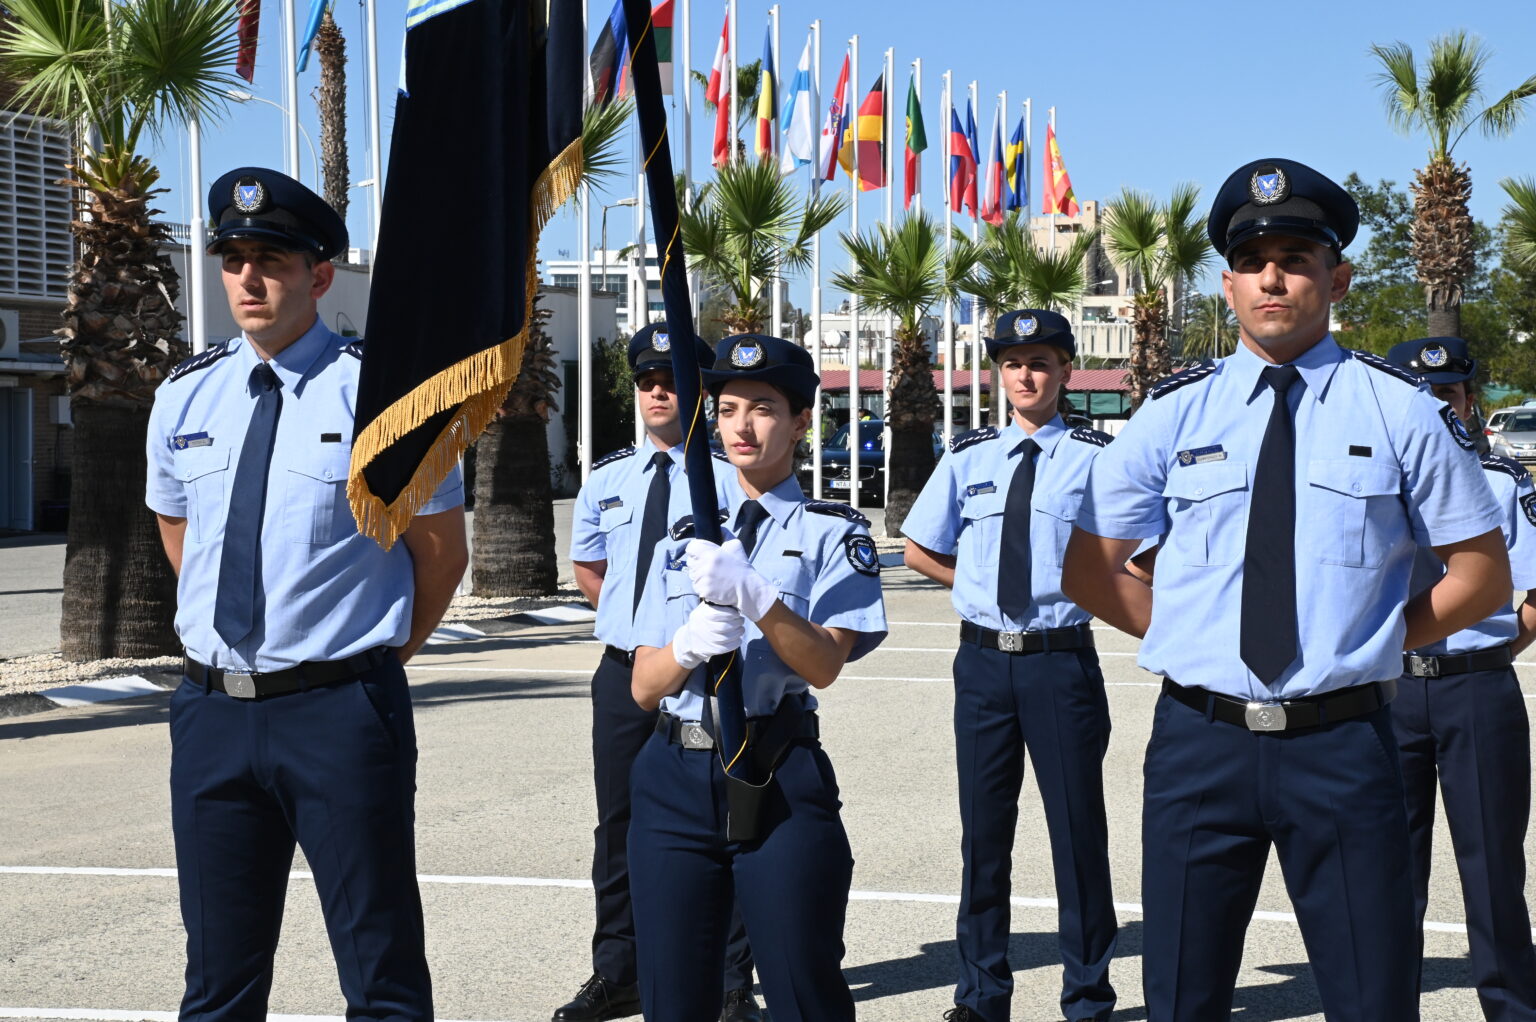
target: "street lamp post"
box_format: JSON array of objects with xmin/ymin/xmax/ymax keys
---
[
  {"xmin": 225, "ymin": 88, "xmax": 321, "ymax": 187},
  {"xmin": 600, "ymin": 197, "xmax": 638, "ymax": 330}
]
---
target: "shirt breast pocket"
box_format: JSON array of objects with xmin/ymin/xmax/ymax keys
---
[
  {"xmin": 599, "ymin": 502, "xmax": 636, "ymax": 564},
  {"xmin": 766, "ymin": 559, "xmax": 816, "ymax": 619},
  {"xmin": 176, "ymin": 446, "xmax": 231, "ymax": 543},
  {"xmin": 1036, "ymin": 491, "xmax": 1083, "ymax": 567},
  {"xmin": 286, "ymin": 449, "xmax": 353, "ymax": 545},
  {"xmin": 1306, "ymin": 459, "xmax": 1402, "ymax": 567},
  {"xmin": 959, "ymin": 491, "xmax": 1007, "ymax": 568},
  {"xmin": 1162, "ymin": 462, "xmax": 1248, "ymax": 566}
]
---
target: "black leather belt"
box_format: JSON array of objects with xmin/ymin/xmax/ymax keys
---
[
  {"xmin": 1404, "ymin": 644, "xmax": 1513, "ymax": 678},
  {"xmin": 1161, "ymin": 677, "xmax": 1397, "ymax": 732},
  {"xmin": 604, "ymin": 644, "xmax": 637, "ymax": 667},
  {"xmin": 183, "ymin": 647, "xmax": 392, "ymax": 700},
  {"xmin": 960, "ymin": 620, "xmax": 1094, "ymax": 653},
  {"xmin": 656, "ymin": 708, "xmax": 820, "ymax": 751}
]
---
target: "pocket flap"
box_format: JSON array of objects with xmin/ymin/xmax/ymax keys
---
[
  {"xmin": 767, "ymin": 560, "xmax": 816, "ymax": 598},
  {"xmin": 600, "ymin": 502, "xmax": 635, "ymax": 529},
  {"xmin": 1162, "ymin": 462, "xmax": 1248, "ymax": 502},
  {"xmin": 960, "ymin": 491, "xmax": 1006, "ymax": 520},
  {"xmin": 174, "ymin": 445, "xmax": 230, "ymax": 483},
  {"xmin": 1307, "ymin": 458, "xmax": 1400, "ymax": 498},
  {"xmin": 287, "ymin": 448, "xmax": 350, "ymax": 484},
  {"xmin": 1037, "ymin": 491, "xmax": 1084, "ymax": 522}
]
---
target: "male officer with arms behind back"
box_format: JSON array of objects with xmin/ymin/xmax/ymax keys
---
[
  {"xmin": 1061, "ymin": 157, "xmax": 1510, "ymax": 1021},
  {"xmin": 145, "ymin": 167, "xmax": 467, "ymax": 1021}
]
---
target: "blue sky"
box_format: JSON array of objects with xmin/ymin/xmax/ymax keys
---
[{"xmin": 149, "ymin": 0, "xmax": 1536, "ymax": 305}]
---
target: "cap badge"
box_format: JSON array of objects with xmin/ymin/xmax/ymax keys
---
[
  {"xmin": 1249, "ymin": 167, "xmax": 1288, "ymax": 206},
  {"xmin": 1013, "ymin": 315, "xmax": 1039, "ymax": 338},
  {"xmin": 730, "ymin": 343, "xmax": 765, "ymax": 368},
  {"xmin": 232, "ymin": 177, "xmax": 267, "ymax": 215},
  {"xmin": 653, "ymin": 331, "xmax": 671, "ymax": 352},
  {"xmin": 1419, "ymin": 344, "xmax": 1448, "ymax": 368}
]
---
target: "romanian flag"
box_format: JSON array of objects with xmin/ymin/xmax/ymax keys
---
[
  {"xmin": 1043, "ymin": 122, "xmax": 1080, "ymax": 216},
  {"xmin": 235, "ymin": 0, "xmax": 259, "ymax": 82},
  {"xmin": 948, "ymin": 106, "xmax": 975, "ymax": 217},
  {"xmin": 1005, "ymin": 117, "xmax": 1025, "ymax": 211},
  {"xmin": 705, "ymin": 8, "xmax": 731, "ymax": 166},
  {"xmin": 819, "ymin": 51, "xmax": 850, "ymax": 181},
  {"xmin": 980, "ymin": 107, "xmax": 1005, "ymax": 226},
  {"xmin": 348, "ymin": 0, "xmax": 583, "ymax": 547},
  {"xmin": 589, "ymin": 0, "xmax": 627, "ymax": 107},
  {"xmin": 838, "ymin": 73, "xmax": 885, "ymax": 191},
  {"xmin": 754, "ymin": 24, "xmax": 776, "ymax": 162},
  {"xmin": 903, "ymin": 73, "xmax": 927, "ymax": 210}
]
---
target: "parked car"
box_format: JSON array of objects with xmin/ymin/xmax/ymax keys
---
[
  {"xmin": 795, "ymin": 419, "xmax": 944, "ymax": 506},
  {"xmin": 1487, "ymin": 408, "xmax": 1536, "ymax": 464}
]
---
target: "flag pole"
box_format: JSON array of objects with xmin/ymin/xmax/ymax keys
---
[
  {"xmin": 188, "ymin": 116, "xmax": 205, "ymax": 355},
  {"xmin": 994, "ymin": 90, "xmax": 1006, "ymax": 427},
  {"xmin": 969, "ymin": 78, "xmax": 980, "ymax": 430},
  {"xmin": 283, "ymin": 0, "xmax": 300, "ymax": 180},
  {"xmin": 847, "ymin": 33, "xmax": 860, "ymax": 512},
  {"xmin": 365, "ymin": 0, "xmax": 383, "ymax": 267},
  {"xmin": 728, "ymin": 0, "xmax": 737, "ymax": 164},
  {"xmin": 941, "ymin": 68, "xmax": 953, "ymax": 448},
  {"xmin": 912, "ymin": 57, "xmax": 922, "ymax": 213},
  {"xmin": 810, "ymin": 19, "xmax": 824, "ymax": 501},
  {"xmin": 881, "ymin": 45, "xmax": 893, "ymax": 504},
  {"xmin": 683, "ymin": 0, "xmax": 698, "ymax": 318},
  {"xmin": 1049, "ymin": 104, "xmax": 1057, "ymax": 253},
  {"xmin": 1023, "ymin": 96, "xmax": 1032, "ymax": 249},
  {"xmin": 769, "ymin": 4, "xmax": 783, "ymax": 341},
  {"xmin": 579, "ymin": 0, "xmax": 594, "ymax": 483}
]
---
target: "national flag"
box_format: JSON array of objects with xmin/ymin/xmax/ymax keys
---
[
  {"xmin": 903, "ymin": 73, "xmax": 927, "ymax": 210},
  {"xmin": 651, "ymin": 0, "xmax": 674, "ymax": 95},
  {"xmin": 964, "ymin": 99, "xmax": 982, "ymax": 215},
  {"xmin": 296, "ymin": 0, "xmax": 328, "ymax": 73},
  {"xmin": 980, "ymin": 107, "xmax": 1005, "ymax": 226},
  {"xmin": 589, "ymin": 0, "xmax": 628, "ymax": 107},
  {"xmin": 705, "ymin": 8, "xmax": 731, "ymax": 166},
  {"xmin": 1005, "ymin": 117, "xmax": 1026, "ymax": 211},
  {"xmin": 819, "ymin": 51, "xmax": 850, "ymax": 181},
  {"xmin": 348, "ymin": 0, "xmax": 584, "ymax": 547},
  {"xmin": 235, "ymin": 0, "xmax": 260, "ymax": 82},
  {"xmin": 947, "ymin": 107, "xmax": 975, "ymax": 217},
  {"xmin": 754, "ymin": 24, "xmax": 776, "ymax": 162},
  {"xmin": 779, "ymin": 32, "xmax": 814, "ymax": 174},
  {"xmin": 838, "ymin": 73, "xmax": 886, "ymax": 191},
  {"xmin": 1043, "ymin": 122, "xmax": 1080, "ymax": 216}
]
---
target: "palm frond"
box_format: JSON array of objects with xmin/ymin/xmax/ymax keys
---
[
  {"xmin": 1161, "ymin": 181, "xmax": 1212, "ymax": 286},
  {"xmin": 1102, "ymin": 188, "xmax": 1164, "ymax": 290},
  {"xmin": 1501, "ymin": 176, "xmax": 1536, "ymax": 273},
  {"xmin": 116, "ymin": 0, "xmax": 241, "ymax": 149},
  {"xmin": 581, "ymin": 99, "xmax": 631, "ymax": 190},
  {"xmin": 1478, "ymin": 73, "xmax": 1536, "ymax": 140},
  {"xmin": 1420, "ymin": 30, "xmax": 1485, "ymax": 155},
  {"xmin": 1018, "ymin": 229, "xmax": 1098, "ymax": 312},
  {"xmin": 1369, "ymin": 41, "xmax": 1422, "ymax": 136},
  {"xmin": 0, "ymin": 0, "xmax": 113, "ymax": 134}
]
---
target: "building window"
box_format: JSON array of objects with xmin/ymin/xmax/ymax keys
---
[{"xmin": 0, "ymin": 112, "xmax": 73, "ymax": 300}]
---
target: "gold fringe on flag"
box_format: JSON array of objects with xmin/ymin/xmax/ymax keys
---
[{"xmin": 347, "ymin": 135, "xmax": 584, "ymax": 549}]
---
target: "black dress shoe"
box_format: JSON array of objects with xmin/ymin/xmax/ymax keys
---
[
  {"xmin": 551, "ymin": 974, "xmax": 641, "ymax": 1021},
  {"xmin": 941, "ymin": 1009, "xmax": 975, "ymax": 1022},
  {"xmin": 720, "ymin": 987, "xmax": 764, "ymax": 1022}
]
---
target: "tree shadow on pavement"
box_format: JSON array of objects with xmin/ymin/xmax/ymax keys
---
[
  {"xmin": 410, "ymin": 675, "xmax": 585, "ymax": 708},
  {"xmin": 0, "ymin": 692, "xmax": 170, "ymax": 741}
]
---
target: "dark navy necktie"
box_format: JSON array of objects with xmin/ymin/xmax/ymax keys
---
[
  {"xmin": 1241, "ymin": 364, "xmax": 1302, "ymax": 683},
  {"xmin": 734, "ymin": 499, "xmax": 770, "ymax": 557},
  {"xmin": 214, "ymin": 363, "xmax": 283, "ymax": 648},
  {"xmin": 633, "ymin": 451, "xmax": 673, "ymax": 614},
  {"xmin": 997, "ymin": 437, "xmax": 1038, "ymax": 620}
]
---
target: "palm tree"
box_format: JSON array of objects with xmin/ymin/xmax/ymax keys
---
[
  {"xmin": 1102, "ymin": 184, "xmax": 1211, "ymax": 409},
  {"xmin": 0, "ymin": 0, "xmax": 240, "ymax": 660},
  {"xmin": 831, "ymin": 212, "xmax": 976, "ymax": 534},
  {"xmin": 314, "ymin": 4, "xmax": 348, "ymax": 241},
  {"xmin": 691, "ymin": 59, "xmax": 761, "ymax": 161},
  {"xmin": 1180, "ymin": 293, "xmax": 1239, "ymax": 360},
  {"xmin": 1503, "ymin": 177, "xmax": 1536, "ymax": 273},
  {"xmin": 680, "ymin": 159, "xmax": 845, "ymax": 333},
  {"xmin": 1370, "ymin": 32, "xmax": 1536, "ymax": 336}
]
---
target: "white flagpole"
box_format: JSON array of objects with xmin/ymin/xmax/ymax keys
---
[
  {"xmin": 366, "ymin": 0, "xmax": 382, "ymax": 267},
  {"xmin": 881, "ymin": 45, "xmax": 894, "ymax": 506},
  {"xmin": 847, "ymin": 34, "xmax": 860, "ymax": 511},
  {"xmin": 912, "ymin": 57, "xmax": 922, "ymax": 213},
  {"xmin": 770, "ymin": 5, "xmax": 783, "ymax": 341},
  {"xmin": 728, "ymin": 0, "xmax": 738, "ymax": 165},
  {"xmin": 683, "ymin": 0, "xmax": 701, "ymax": 319},
  {"xmin": 579, "ymin": 0, "xmax": 594, "ymax": 483},
  {"xmin": 810, "ymin": 20, "xmax": 824, "ymax": 500},
  {"xmin": 1049, "ymin": 105, "xmax": 1057, "ymax": 252},
  {"xmin": 969, "ymin": 78, "xmax": 981, "ymax": 430},
  {"xmin": 283, "ymin": 0, "xmax": 300, "ymax": 180},
  {"xmin": 941, "ymin": 69, "xmax": 953, "ymax": 448},
  {"xmin": 188, "ymin": 117, "xmax": 205, "ymax": 354},
  {"xmin": 1024, "ymin": 97, "xmax": 1032, "ymax": 237},
  {"xmin": 994, "ymin": 91, "xmax": 1006, "ymax": 427}
]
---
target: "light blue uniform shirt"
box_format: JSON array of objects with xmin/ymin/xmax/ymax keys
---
[
  {"xmin": 1077, "ymin": 335, "xmax": 1501, "ymax": 700},
  {"xmin": 901, "ymin": 415, "xmax": 1107, "ymax": 631},
  {"xmin": 145, "ymin": 319, "xmax": 464, "ymax": 672},
  {"xmin": 1410, "ymin": 454, "xmax": 1536, "ymax": 656},
  {"xmin": 632, "ymin": 474, "xmax": 888, "ymax": 721},
  {"xmin": 568, "ymin": 442, "xmax": 736, "ymax": 650}
]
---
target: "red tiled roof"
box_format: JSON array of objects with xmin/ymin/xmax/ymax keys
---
[{"xmin": 817, "ymin": 367, "xmax": 1129, "ymax": 392}]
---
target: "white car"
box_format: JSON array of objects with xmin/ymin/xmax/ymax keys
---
[{"xmin": 1487, "ymin": 408, "xmax": 1536, "ymax": 464}]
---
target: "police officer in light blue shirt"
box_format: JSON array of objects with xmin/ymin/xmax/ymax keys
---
[
  {"xmin": 627, "ymin": 334, "xmax": 887, "ymax": 1022},
  {"xmin": 1386, "ymin": 336, "xmax": 1536, "ymax": 1020},
  {"xmin": 562, "ymin": 323, "xmax": 762, "ymax": 1022},
  {"xmin": 1062, "ymin": 158, "xmax": 1510, "ymax": 1022},
  {"xmin": 145, "ymin": 167, "xmax": 467, "ymax": 1022},
  {"xmin": 902, "ymin": 309, "xmax": 1117, "ymax": 1022}
]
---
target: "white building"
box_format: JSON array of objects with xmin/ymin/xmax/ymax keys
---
[{"xmin": 545, "ymin": 244, "xmax": 664, "ymax": 336}]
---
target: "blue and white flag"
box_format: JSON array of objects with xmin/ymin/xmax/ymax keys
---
[
  {"xmin": 778, "ymin": 32, "xmax": 815, "ymax": 175},
  {"xmin": 296, "ymin": 0, "xmax": 329, "ymax": 73}
]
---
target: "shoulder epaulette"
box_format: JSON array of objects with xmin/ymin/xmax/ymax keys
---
[
  {"xmin": 166, "ymin": 341, "xmax": 232, "ymax": 382},
  {"xmin": 1481, "ymin": 454, "xmax": 1530, "ymax": 484},
  {"xmin": 804, "ymin": 500, "xmax": 871, "ymax": 526},
  {"xmin": 669, "ymin": 508, "xmax": 730, "ymax": 541},
  {"xmin": 949, "ymin": 425, "xmax": 999, "ymax": 453},
  {"xmin": 1350, "ymin": 350, "xmax": 1422, "ymax": 387},
  {"xmin": 594, "ymin": 446, "xmax": 637, "ymax": 469},
  {"xmin": 341, "ymin": 339, "xmax": 364, "ymax": 359},
  {"xmin": 1150, "ymin": 361, "xmax": 1217, "ymax": 400},
  {"xmin": 1069, "ymin": 425, "xmax": 1111, "ymax": 448},
  {"xmin": 711, "ymin": 449, "xmax": 730, "ymax": 461}
]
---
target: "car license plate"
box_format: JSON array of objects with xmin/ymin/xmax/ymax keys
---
[{"xmin": 830, "ymin": 479, "xmax": 851, "ymax": 489}]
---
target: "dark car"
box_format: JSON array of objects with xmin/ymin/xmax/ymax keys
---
[{"xmin": 796, "ymin": 419, "xmax": 944, "ymax": 506}]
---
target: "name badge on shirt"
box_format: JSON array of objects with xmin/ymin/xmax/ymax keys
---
[
  {"xmin": 965, "ymin": 481, "xmax": 996, "ymax": 496},
  {"xmin": 320, "ymin": 432, "xmax": 344, "ymax": 443},
  {"xmin": 598, "ymin": 497, "xmax": 624, "ymax": 511},
  {"xmin": 172, "ymin": 432, "xmax": 212, "ymax": 449},
  {"xmin": 1176, "ymin": 444, "xmax": 1225, "ymax": 466}
]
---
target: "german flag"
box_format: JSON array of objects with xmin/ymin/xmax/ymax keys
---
[{"xmin": 838, "ymin": 73, "xmax": 886, "ymax": 191}]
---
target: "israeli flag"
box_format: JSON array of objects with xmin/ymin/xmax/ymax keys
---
[{"xmin": 779, "ymin": 33, "xmax": 815, "ymax": 175}]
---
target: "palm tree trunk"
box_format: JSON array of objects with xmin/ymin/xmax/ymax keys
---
[
  {"xmin": 472, "ymin": 415, "xmax": 557, "ymax": 596},
  {"xmin": 315, "ymin": 9, "xmax": 349, "ymax": 243},
  {"xmin": 885, "ymin": 326, "xmax": 940, "ymax": 537},
  {"xmin": 1126, "ymin": 290, "xmax": 1171, "ymax": 410},
  {"xmin": 1412, "ymin": 158, "xmax": 1473, "ymax": 341}
]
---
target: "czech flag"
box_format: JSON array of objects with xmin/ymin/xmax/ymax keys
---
[
  {"xmin": 948, "ymin": 107, "xmax": 975, "ymax": 217},
  {"xmin": 980, "ymin": 107, "xmax": 1005, "ymax": 226}
]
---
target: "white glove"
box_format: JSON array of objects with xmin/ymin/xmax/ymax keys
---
[
  {"xmin": 685, "ymin": 538, "xmax": 779, "ymax": 622},
  {"xmin": 671, "ymin": 601, "xmax": 747, "ymax": 669}
]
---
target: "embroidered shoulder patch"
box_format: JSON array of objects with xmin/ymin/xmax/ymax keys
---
[
  {"xmin": 1522, "ymin": 492, "xmax": 1536, "ymax": 528},
  {"xmin": 1481, "ymin": 455, "xmax": 1530, "ymax": 484},
  {"xmin": 843, "ymin": 534, "xmax": 880, "ymax": 576},
  {"xmin": 341, "ymin": 340, "xmax": 364, "ymax": 359},
  {"xmin": 669, "ymin": 508, "xmax": 730, "ymax": 540},
  {"xmin": 804, "ymin": 500, "xmax": 871, "ymax": 526},
  {"xmin": 594, "ymin": 446, "xmax": 637, "ymax": 469},
  {"xmin": 1440, "ymin": 405, "xmax": 1475, "ymax": 451},
  {"xmin": 949, "ymin": 426, "xmax": 999, "ymax": 453},
  {"xmin": 1150, "ymin": 361, "xmax": 1216, "ymax": 400},
  {"xmin": 1070, "ymin": 426, "xmax": 1111, "ymax": 448},
  {"xmin": 1351, "ymin": 350, "xmax": 1422, "ymax": 387},
  {"xmin": 166, "ymin": 341, "xmax": 232, "ymax": 382}
]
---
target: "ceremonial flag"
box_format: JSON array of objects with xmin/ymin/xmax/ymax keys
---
[
  {"xmin": 964, "ymin": 99, "xmax": 982, "ymax": 215},
  {"xmin": 1043, "ymin": 122, "xmax": 1080, "ymax": 216},
  {"xmin": 1006, "ymin": 116, "xmax": 1026, "ymax": 211},
  {"xmin": 706, "ymin": 8, "xmax": 731, "ymax": 166},
  {"xmin": 980, "ymin": 107, "xmax": 1004, "ymax": 226},
  {"xmin": 903, "ymin": 73, "xmax": 927, "ymax": 210},
  {"xmin": 296, "ymin": 0, "xmax": 328, "ymax": 73},
  {"xmin": 235, "ymin": 0, "xmax": 260, "ymax": 82},
  {"xmin": 589, "ymin": 0, "xmax": 628, "ymax": 107},
  {"xmin": 819, "ymin": 51, "xmax": 850, "ymax": 181},
  {"xmin": 348, "ymin": 0, "xmax": 583, "ymax": 548},
  {"xmin": 838, "ymin": 72, "xmax": 885, "ymax": 191},
  {"xmin": 754, "ymin": 24, "xmax": 776, "ymax": 162},
  {"xmin": 651, "ymin": 0, "xmax": 674, "ymax": 95},
  {"xmin": 948, "ymin": 106, "xmax": 975, "ymax": 217},
  {"xmin": 779, "ymin": 32, "xmax": 814, "ymax": 174}
]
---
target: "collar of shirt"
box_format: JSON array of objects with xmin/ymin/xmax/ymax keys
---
[
  {"xmin": 1226, "ymin": 332, "xmax": 1347, "ymax": 405},
  {"xmin": 642, "ymin": 437, "xmax": 687, "ymax": 474},
  {"xmin": 233, "ymin": 316, "xmax": 331, "ymax": 392},
  {"xmin": 1003, "ymin": 414, "xmax": 1067, "ymax": 460},
  {"xmin": 752, "ymin": 473, "xmax": 807, "ymax": 530}
]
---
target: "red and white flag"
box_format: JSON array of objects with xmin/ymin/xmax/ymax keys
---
[{"xmin": 705, "ymin": 9, "xmax": 731, "ymax": 166}]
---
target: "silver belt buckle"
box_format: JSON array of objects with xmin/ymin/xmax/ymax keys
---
[
  {"xmin": 996, "ymin": 630, "xmax": 1025, "ymax": 653},
  {"xmin": 1244, "ymin": 701, "xmax": 1287, "ymax": 732},
  {"xmin": 680, "ymin": 722, "xmax": 714, "ymax": 750},
  {"xmin": 223, "ymin": 671, "xmax": 257, "ymax": 700},
  {"xmin": 1406, "ymin": 654, "xmax": 1439, "ymax": 678}
]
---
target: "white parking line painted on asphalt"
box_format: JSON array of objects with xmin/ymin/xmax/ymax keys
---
[{"xmin": 37, "ymin": 676, "xmax": 164, "ymax": 708}]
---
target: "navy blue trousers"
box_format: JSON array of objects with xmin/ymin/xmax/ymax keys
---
[
  {"xmin": 1394, "ymin": 665, "xmax": 1536, "ymax": 1020},
  {"xmin": 168, "ymin": 656, "xmax": 431, "ymax": 1022},
  {"xmin": 589, "ymin": 654, "xmax": 753, "ymax": 989},
  {"xmin": 629, "ymin": 733, "xmax": 855, "ymax": 1022},
  {"xmin": 1142, "ymin": 693, "xmax": 1417, "ymax": 1022},
  {"xmin": 952, "ymin": 641, "xmax": 1118, "ymax": 1022}
]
